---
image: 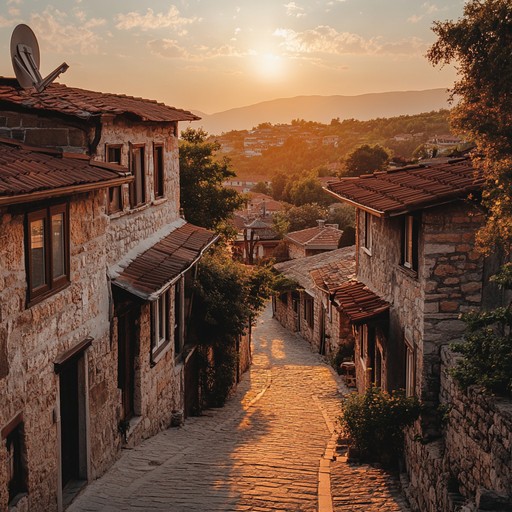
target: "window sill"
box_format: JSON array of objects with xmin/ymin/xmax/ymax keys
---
[
  {"xmin": 27, "ymin": 281, "xmax": 70, "ymax": 309},
  {"xmin": 361, "ymin": 247, "xmax": 372, "ymax": 257},
  {"xmin": 397, "ymin": 265, "xmax": 418, "ymax": 280},
  {"xmin": 150, "ymin": 341, "xmax": 171, "ymax": 367},
  {"xmin": 152, "ymin": 197, "xmax": 167, "ymax": 206}
]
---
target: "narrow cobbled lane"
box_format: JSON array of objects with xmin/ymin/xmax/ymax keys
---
[{"xmin": 70, "ymin": 305, "xmax": 406, "ymax": 512}]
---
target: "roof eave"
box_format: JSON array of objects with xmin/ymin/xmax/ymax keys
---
[{"xmin": 322, "ymin": 187, "xmax": 385, "ymax": 217}]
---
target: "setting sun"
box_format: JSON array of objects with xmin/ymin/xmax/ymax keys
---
[{"xmin": 254, "ymin": 53, "xmax": 285, "ymax": 81}]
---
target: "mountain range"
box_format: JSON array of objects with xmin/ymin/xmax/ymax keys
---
[{"xmin": 193, "ymin": 88, "xmax": 451, "ymax": 135}]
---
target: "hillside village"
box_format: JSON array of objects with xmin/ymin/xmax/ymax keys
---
[{"xmin": 1, "ymin": 6, "xmax": 512, "ymax": 512}]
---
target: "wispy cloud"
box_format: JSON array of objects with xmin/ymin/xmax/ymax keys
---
[
  {"xmin": 115, "ymin": 6, "xmax": 198, "ymax": 32},
  {"xmin": 148, "ymin": 39, "xmax": 246, "ymax": 60},
  {"xmin": 285, "ymin": 2, "xmax": 306, "ymax": 18},
  {"xmin": 408, "ymin": 2, "xmax": 439, "ymax": 23},
  {"xmin": 274, "ymin": 25, "xmax": 427, "ymax": 56},
  {"xmin": 30, "ymin": 7, "xmax": 105, "ymax": 55}
]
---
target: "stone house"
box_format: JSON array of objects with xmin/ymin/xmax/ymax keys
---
[
  {"xmin": 273, "ymin": 246, "xmax": 355, "ymax": 358},
  {"xmin": 325, "ymin": 158, "xmax": 504, "ymax": 509},
  {"xmin": 0, "ymin": 78, "xmax": 217, "ymax": 511},
  {"xmin": 285, "ymin": 220, "xmax": 343, "ymax": 259}
]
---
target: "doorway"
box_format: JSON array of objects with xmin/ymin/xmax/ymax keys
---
[{"xmin": 117, "ymin": 308, "xmax": 137, "ymax": 420}]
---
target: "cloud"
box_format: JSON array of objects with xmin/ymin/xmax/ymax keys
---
[
  {"xmin": 115, "ymin": 6, "xmax": 198, "ymax": 31},
  {"xmin": 285, "ymin": 2, "xmax": 306, "ymax": 18},
  {"xmin": 7, "ymin": 0, "xmax": 22, "ymax": 4},
  {"xmin": 30, "ymin": 7, "xmax": 106, "ymax": 55},
  {"xmin": 148, "ymin": 39, "xmax": 246, "ymax": 60},
  {"xmin": 274, "ymin": 26, "xmax": 427, "ymax": 56},
  {"xmin": 408, "ymin": 2, "xmax": 439, "ymax": 23}
]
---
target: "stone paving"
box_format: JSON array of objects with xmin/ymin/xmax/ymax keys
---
[{"xmin": 70, "ymin": 304, "xmax": 407, "ymax": 512}]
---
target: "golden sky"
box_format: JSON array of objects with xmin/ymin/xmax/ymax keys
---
[{"xmin": 0, "ymin": 0, "xmax": 464, "ymax": 113}]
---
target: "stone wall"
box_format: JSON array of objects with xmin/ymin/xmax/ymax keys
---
[
  {"xmin": 288, "ymin": 242, "xmax": 306, "ymax": 260},
  {"xmin": 0, "ymin": 192, "xmax": 118, "ymax": 512},
  {"xmin": 404, "ymin": 347, "xmax": 512, "ymax": 512},
  {"xmin": 273, "ymin": 293, "xmax": 299, "ymax": 333}
]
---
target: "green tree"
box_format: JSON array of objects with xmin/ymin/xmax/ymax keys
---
[
  {"xmin": 344, "ymin": 144, "xmax": 391, "ymax": 176},
  {"xmin": 251, "ymin": 181, "xmax": 271, "ymax": 194},
  {"xmin": 428, "ymin": 0, "xmax": 512, "ymax": 250},
  {"xmin": 179, "ymin": 127, "xmax": 245, "ymax": 230},
  {"xmin": 287, "ymin": 174, "xmax": 331, "ymax": 206},
  {"xmin": 272, "ymin": 203, "xmax": 328, "ymax": 235}
]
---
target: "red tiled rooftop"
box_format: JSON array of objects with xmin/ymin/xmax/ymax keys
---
[
  {"xmin": 0, "ymin": 77, "xmax": 199, "ymax": 123},
  {"xmin": 112, "ymin": 223, "xmax": 218, "ymax": 300},
  {"xmin": 310, "ymin": 259, "xmax": 355, "ymax": 293},
  {"xmin": 0, "ymin": 137, "xmax": 131, "ymax": 205},
  {"xmin": 334, "ymin": 280, "xmax": 389, "ymax": 324},
  {"xmin": 326, "ymin": 158, "xmax": 484, "ymax": 217},
  {"xmin": 285, "ymin": 224, "xmax": 343, "ymax": 248}
]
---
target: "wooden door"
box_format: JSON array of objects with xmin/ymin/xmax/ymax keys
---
[
  {"xmin": 59, "ymin": 359, "xmax": 79, "ymax": 487},
  {"xmin": 118, "ymin": 310, "xmax": 136, "ymax": 420}
]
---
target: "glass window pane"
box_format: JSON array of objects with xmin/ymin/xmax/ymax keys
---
[
  {"xmin": 30, "ymin": 219, "xmax": 46, "ymax": 288},
  {"xmin": 52, "ymin": 213, "xmax": 65, "ymax": 278}
]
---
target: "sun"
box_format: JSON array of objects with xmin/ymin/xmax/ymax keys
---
[{"xmin": 254, "ymin": 53, "xmax": 285, "ymax": 81}]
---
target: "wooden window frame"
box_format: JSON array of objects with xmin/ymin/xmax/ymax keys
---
[
  {"xmin": 2, "ymin": 413, "xmax": 27, "ymax": 506},
  {"xmin": 106, "ymin": 144, "xmax": 123, "ymax": 214},
  {"xmin": 129, "ymin": 144, "xmax": 146, "ymax": 209},
  {"xmin": 401, "ymin": 214, "xmax": 419, "ymax": 272},
  {"xmin": 363, "ymin": 211, "xmax": 372, "ymax": 254},
  {"xmin": 153, "ymin": 143, "xmax": 165, "ymax": 199},
  {"xmin": 26, "ymin": 203, "xmax": 70, "ymax": 306},
  {"xmin": 405, "ymin": 338, "xmax": 416, "ymax": 397},
  {"xmin": 151, "ymin": 290, "xmax": 170, "ymax": 360},
  {"xmin": 174, "ymin": 280, "xmax": 184, "ymax": 358}
]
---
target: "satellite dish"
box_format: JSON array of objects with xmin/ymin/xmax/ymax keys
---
[{"xmin": 10, "ymin": 24, "xmax": 68, "ymax": 92}]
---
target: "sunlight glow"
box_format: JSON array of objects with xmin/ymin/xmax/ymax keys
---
[{"xmin": 254, "ymin": 53, "xmax": 285, "ymax": 82}]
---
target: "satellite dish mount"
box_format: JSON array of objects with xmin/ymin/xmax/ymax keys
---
[{"xmin": 11, "ymin": 24, "xmax": 68, "ymax": 92}]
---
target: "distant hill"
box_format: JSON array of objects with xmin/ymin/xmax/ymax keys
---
[{"xmin": 195, "ymin": 89, "xmax": 450, "ymax": 135}]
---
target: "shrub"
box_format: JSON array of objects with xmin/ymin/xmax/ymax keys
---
[{"xmin": 339, "ymin": 387, "xmax": 421, "ymax": 466}]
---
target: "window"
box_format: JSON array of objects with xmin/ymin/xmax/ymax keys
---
[
  {"xmin": 26, "ymin": 204, "xmax": 69, "ymax": 303},
  {"xmin": 363, "ymin": 211, "xmax": 372, "ymax": 252},
  {"xmin": 174, "ymin": 280, "xmax": 184, "ymax": 356},
  {"xmin": 151, "ymin": 290, "xmax": 170, "ymax": 358},
  {"xmin": 405, "ymin": 339, "xmax": 416, "ymax": 397},
  {"xmin": 153, "ymin": 144, "xmax": 165, "ymax": 199},
  {"xmin": 106, "ymin": 144, "xmax": 123, "ymax": 213},
  {"xmin": 402, "ymin": 214, "xmax": 419, "ymax": 272},
  {"xmin": 304, "ymin": 295, "xmax": 314, "ymax": 328},
  {"xmin": 279, "ymin": 292, "xmax": 288, "ymax": 305},
  {"xmin": 2, "ymin": 415, "xmax": 27, "ymax": 506},
  {"xmin": 130, "ymin": 145, "xmax": 146, "ymax": 208}
]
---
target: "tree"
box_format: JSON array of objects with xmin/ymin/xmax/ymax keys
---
[
  {"xmin": 428, "ymin": 0, "xmax": 512, "ymax": 250},
  {"xmin": 179, "ymin": 127, "xmax": 245, "ymax": 230},
  {"xmin": 344, "ymin": 144, "xmax": 390, "ymax": 176},
  {"xmin": 272, "ymin": 203, "xmax": 328, "ymax": 235},
  {"xmin": 286, "ymin": 175, "xmax": 331, "ymax": 206},
  {"xmin": 250, "ymin": 181, "xmax": 271, "ymax": 194}
]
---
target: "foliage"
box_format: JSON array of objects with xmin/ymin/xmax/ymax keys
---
[
  {"xmin": 428, "ymin": 0, "xmax": 512, "ymax": 251},
  {"xmin": 339, "ymin": 387, "xmax": 421, "ymax": 466},
  {"xmin": 451, "ymin": 264, "xmax": 512, "ymax": 395},
  {"xmin": 285, "ymin": 174, "xmax": 332, "ymax": 206},
  {"xmin": 272, "ymin": 203, "xmax": 328, "ymax": 235},
  {"xmin": 327, "ymin": 203, "xmax": 356, "ymax": 231},
  {"xmin": 251, "ymin": 181, "xmax": 271, "ymax": 194},
  {"xmin": 179, "ymin": 127, "xmax": 246, "ymax": 230},
  {"xmin": 193, "ymin": 249, "xmax": 276, "ymax": 407},
  {"xmin": 344, "ymin": 144, "xmax": 391, "ymax": 176}
]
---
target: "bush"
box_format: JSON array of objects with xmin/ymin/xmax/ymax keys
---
[{"xmin": 339, "ymin": 387, "xmax": 421, "ymax": 466}]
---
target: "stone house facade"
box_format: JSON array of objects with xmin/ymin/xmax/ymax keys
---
[
  {"xmin": 325, "ymin": 158, "xmax": 509, "ymax": 510},
  {"xmin": 285, "ymin": 221, "xmax": 343, "ymax": 259},
  {"xmin": 0, "ymin": 79, "xmax": 216, "ymax": 511},
  {"xmin": 273, "ymin": 247, "xmax": 355, "ymax": 359}
]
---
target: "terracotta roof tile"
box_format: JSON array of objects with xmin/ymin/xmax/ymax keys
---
[
  {"xmin": 310, "ymin": 259, "xmax": 355, "ymax": 293},
  {"xmin": 334, "ymin": 280, "xmax": 389, "ymax": 324},
  {"xmin": 0, "ymin": 137, "xmax": 131, "ymax": 205},
  {"xmin": 112, "ymin": 223, "xmax": 217, "ymax": 300},
  {"xmin": 274, "ymin": 246, "xmax": 355, "ymax": 295},
  {"xmin": 0, "ymin": 77, "xmax": 199, "ymax": 123},
  {"xmin": 285, "ymin": 225, "xmax": 343, "ymax": 249},
  {"xmin": 326, "ymin": 157, "xmax": 484, "ymax": 216}
]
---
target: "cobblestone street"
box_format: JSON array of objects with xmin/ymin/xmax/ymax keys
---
[{"xmin": 70, "ymin": 305, "xmax": 407, "ymax": 512}]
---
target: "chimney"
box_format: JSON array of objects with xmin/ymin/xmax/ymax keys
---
[{"xmin": 317, "ymin": 219, "xmax": 326, "ymax": 228}]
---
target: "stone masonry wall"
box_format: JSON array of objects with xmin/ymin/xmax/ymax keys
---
[
  {"xmin": 403, "ymin": 348, "xmax": 512, "ymax": 512},
  {"xmin": 273, "ymin": 293, "xmax": 298, "ymax": 333},
  {"xmin": 288, "ymin": 242, "xmax": 306, "ymax": 260},
  {"xmin": 0, "ymin": 192, "xmax": 119, "ymax": 511}
]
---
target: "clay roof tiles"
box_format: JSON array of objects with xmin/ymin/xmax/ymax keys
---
[
  {"xmin": 310, "ymin": 259, "xmax": 355, "ymax": 293},
  {"xmin": 285, "ymin": 224, "xmax": 343, "ymax": 249},
  {"xmin": 0, "ymin": 77, "xmax": 199, "ymax": 122},
  {"xmin": 326, "ymin": 158, "xmax": 484, "ymax": 216},
  {"xmin": 0, "ymin": 137, "xmax": 131, "ymax": 205},
  {"xmin": 333, "ymin": 280, "xmax": 389, "ymax": 324},
  {"xmin": 112, "ymin": 223, "xmax": 218, "ymax": 301}
]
